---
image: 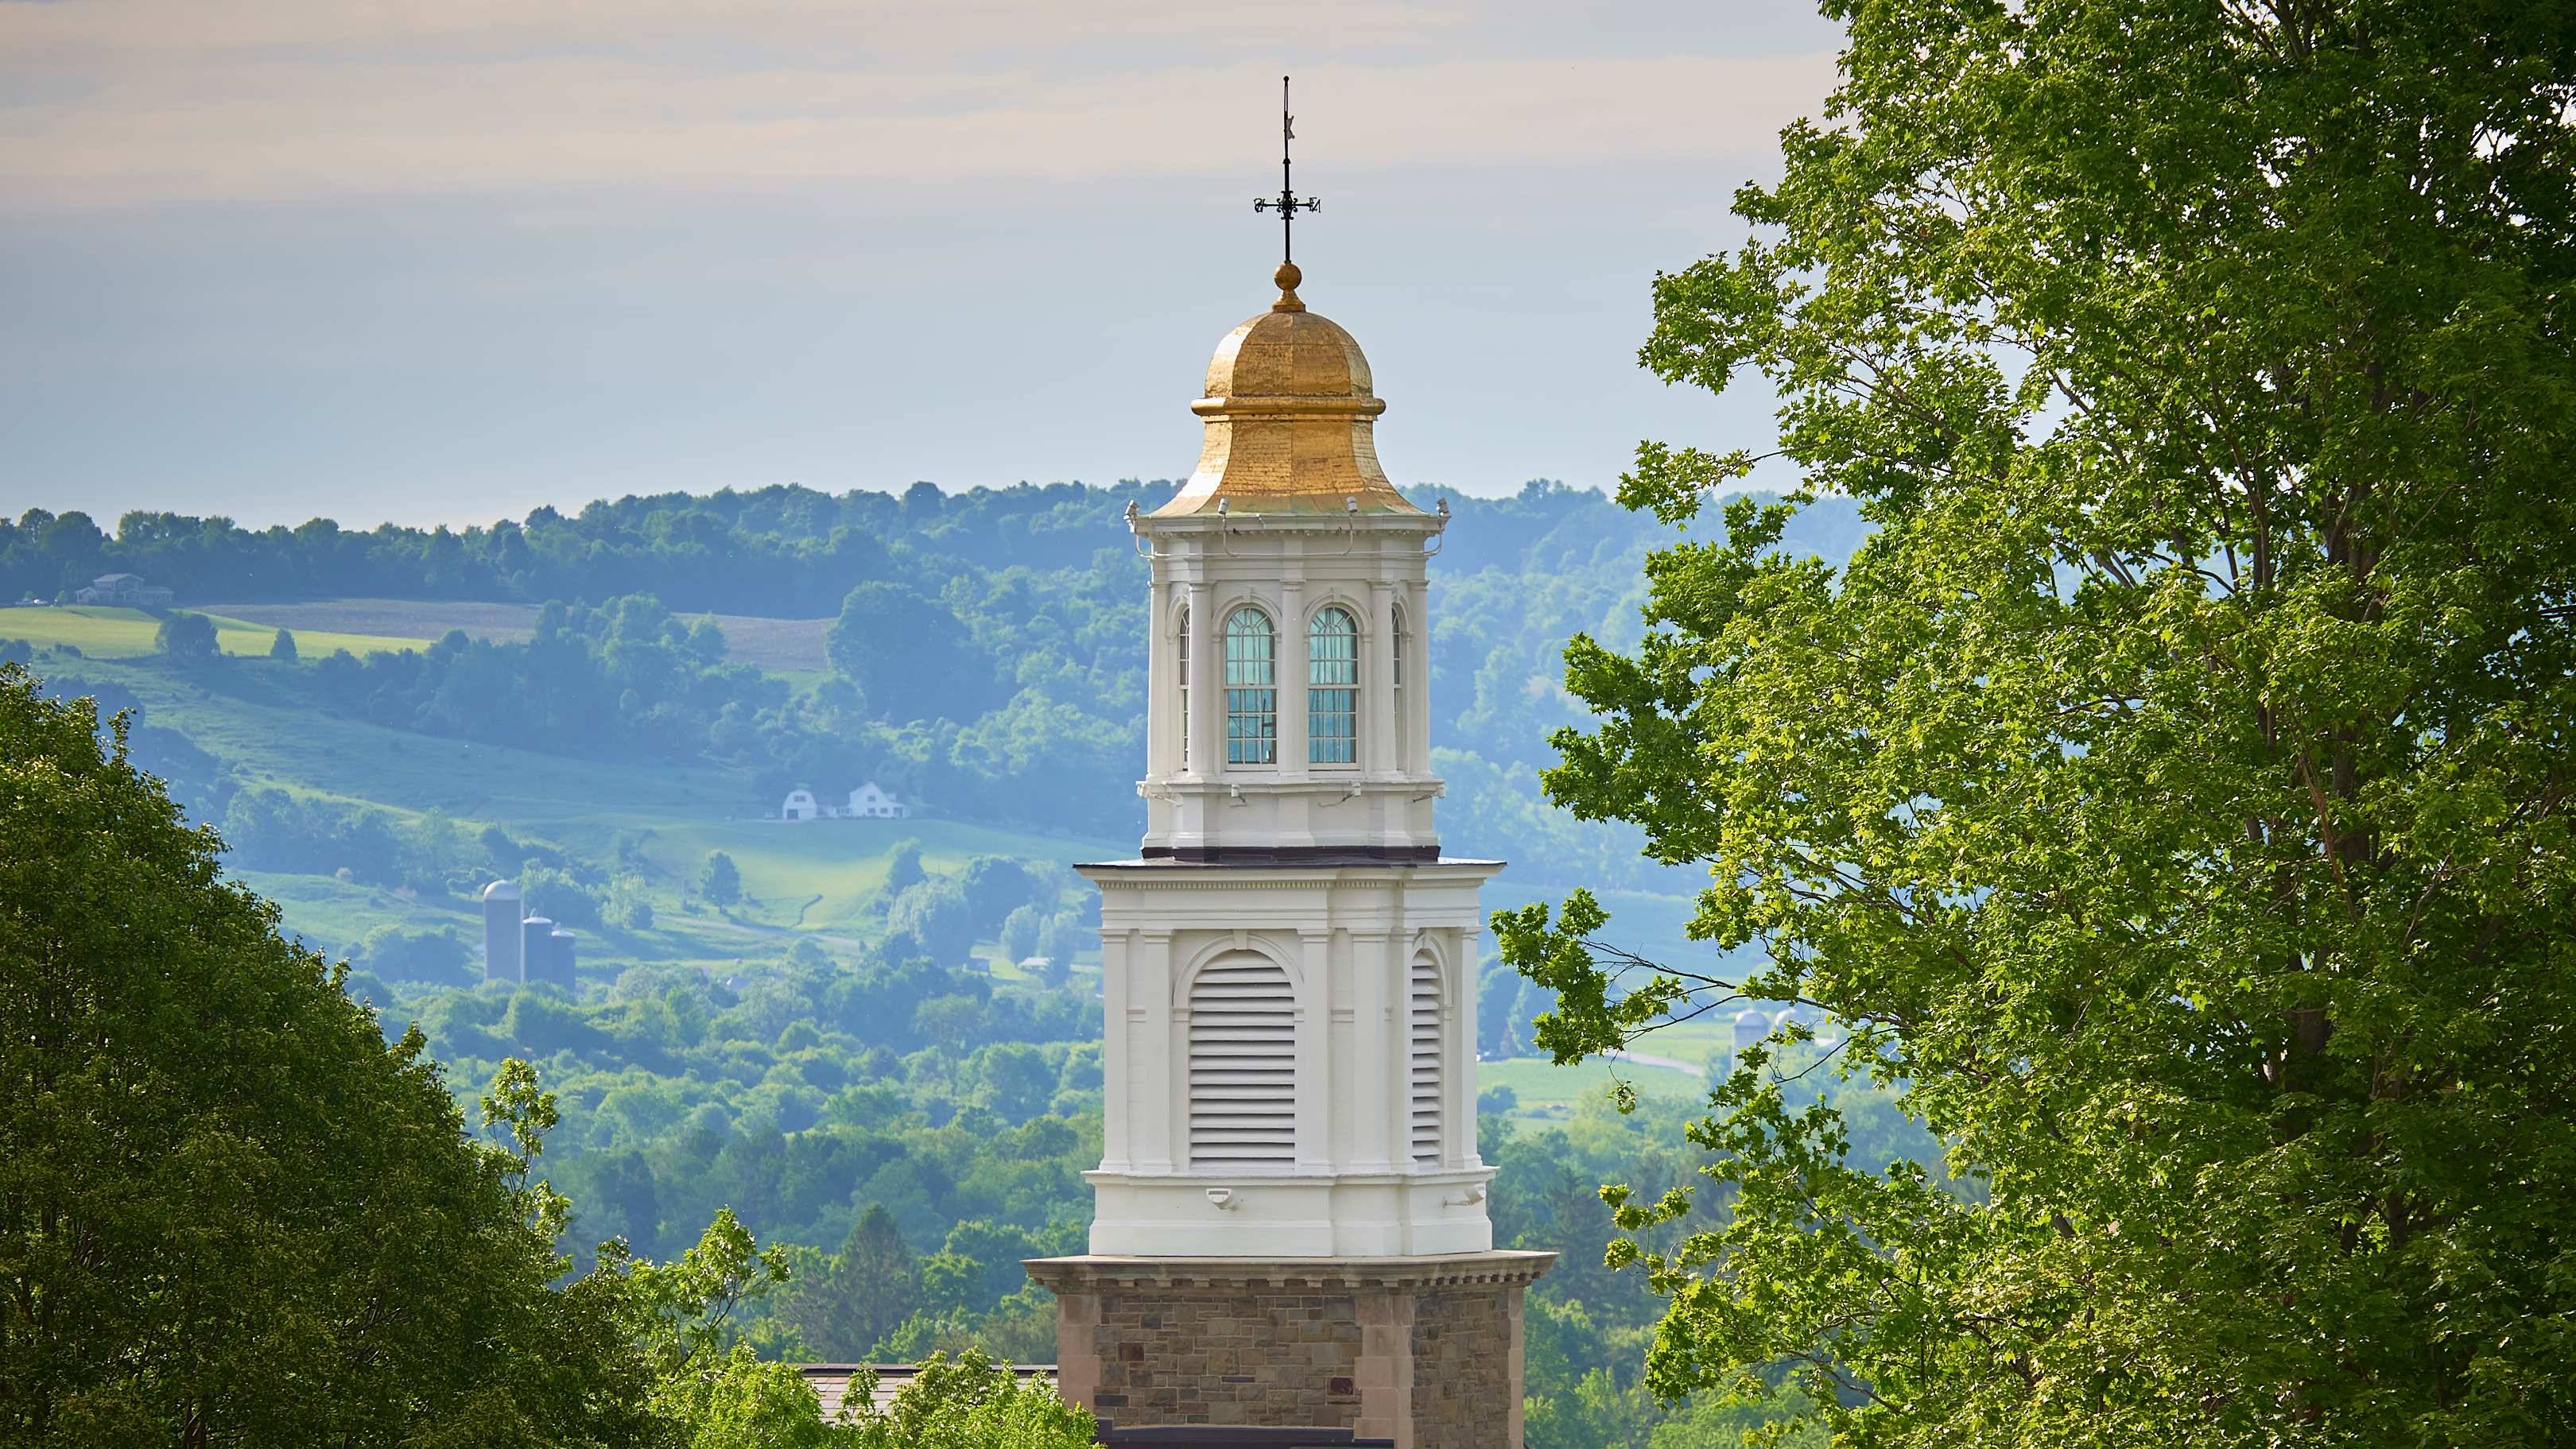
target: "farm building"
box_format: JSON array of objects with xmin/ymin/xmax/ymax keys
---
[
  {"xmin": 779, "ymin": 781, "xmax": 909, "ymax": 821},
  {"xmin": 844, "ymin": 781, "xmax": 908, "ymax": 818},
  {"xmin": 72, "ymin": 573, "xmax": 173, "ymax": 607}
]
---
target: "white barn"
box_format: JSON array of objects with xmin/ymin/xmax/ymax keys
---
[{"xmin": 779, "ymin": 781, "xmax": 906, "ymax": 821}]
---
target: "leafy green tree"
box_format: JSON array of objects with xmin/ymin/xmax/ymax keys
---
[
  {"xmin": 827, "ymin": 582, "xmax": 993, "ymax": 725},
  {"xmin": 1035, "ymin": 912, "xmax": 1084, "ymax": 985},
  {"xmin": 153, "ymin": 610, "xmax": 218, "ymax": 664},
  {"xmin": 887, "ymin": 880, "xmax": 976, "ymax": 967},
  {"xmin": 403, "ymin": 805, "xmax": 468, "ymax": 892},
  {"xmin": 847, "ymin": 1350, "xmax": 1092, "ymax": 1449},
  {"xmin": 522, "ymin": 861, "xmax": 605, "ymax": 930},
  {"xmin": 0, "ymin": 668, "xmax": 655, "ymax": 1447},
  {"xmin": 773, "ymin": 1203, "xmax": 921, "ymax": 1361},
  {"xmin": 959, "ymin": 855, "xmax": 1040, "ymax": 934},
  {"xmin": 978, "ymin": 1042, "xmax": 1057, "ymax": 1124},
  {"xmin": 999, "ymin": 903, "xmax": 1045, "ymax": 963},
  {"xmin": 618, "ymin": 1207, "xmax": 855, "ymax": 1449},
  {"xmin": 1500, "ymin": 3, "xmax": 2576, "ymax": 1446},
  {"xmin": 885, "ymin": 839, "xmax": 926, "ymax": 894},
  {"xmin": 700, "ymin": 850, "xmax": 743, "ymax": 908},
  {"xmin": 347, "ymin": 923, "xmax": 471, "ymax": 986},
  {"xmin": 268, "ymin": 626, "xmax": 297, "ymax": 661}
]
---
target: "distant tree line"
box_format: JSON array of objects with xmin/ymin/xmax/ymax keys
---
[
  {"xmin": 16, "ymin": 480, "xmax": 1867, "ymax": 878},
  {"xmin": 1, "ymin": 480, "xmax": 1162, "ymax": 614}
]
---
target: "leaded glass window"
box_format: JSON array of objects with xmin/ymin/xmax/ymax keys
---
[
  {"xmin": 1224, "ymin": 606, "xmax": 1277, "ymax": 765},
  {"xmin": 1308, "ymin": 606, "xmax": 1357, "ymax": 765}
]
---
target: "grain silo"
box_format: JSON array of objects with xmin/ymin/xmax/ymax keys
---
[
  {"xmin": 530, "ymin": 925, "xmax": 577, "ymax": 992},
  {"xmin": 517, "ymin": 916, "xmax": 557, "ymax": 990},
  {"xmin": 482, "ymin": 880, "xmax": 524, "ymax": 982}
]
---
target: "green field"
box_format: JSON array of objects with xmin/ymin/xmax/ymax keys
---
[
  {"xmin": 1477, "ymin": 1053, "xmax": 1708, "ymax": 1121},
  {"xmin": 1, "ymin": 606, "xmax": 429, "ymax": 661},
  {"xmin": 196, "ymin": 598, "xmax": 835, "ymax": 674},
  {"xmin": 28, "ymin": 651, "xmax": 1124, "ymax": 973}
]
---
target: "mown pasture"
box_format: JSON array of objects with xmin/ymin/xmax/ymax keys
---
[
  {"xmin": 0, "ymin": 605, "xmax": 428, "ymax": 660},
  {"xmin": 196, "ymin": 598, "xmax": 834, "ymax": 673}
]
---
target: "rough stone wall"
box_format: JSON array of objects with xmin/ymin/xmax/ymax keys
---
[
  {"xmin": 1407, "ymin": 1284, "xmax": 1514, "ymax": 1449},
  {"xmin": 1087, "ymin": 1284, "xmax": 1367, "ymax": 1428}
]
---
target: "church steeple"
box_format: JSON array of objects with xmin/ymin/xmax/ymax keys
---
[{"xmin": 1026, "ymin": 103, "xmax": 1550, "ymax": 1449}]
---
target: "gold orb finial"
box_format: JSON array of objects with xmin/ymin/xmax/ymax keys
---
[{"xmin": 1272, "ymin": 261, "xmax": 1305, "ymax": 312}]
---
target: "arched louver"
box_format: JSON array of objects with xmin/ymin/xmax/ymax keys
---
[
  {"xmin": 1188, "ymin": 954, "xmax": 1298, "ymax": 1168},
  {"xmin": 1410, "ymin": 954, "xmax": 1442, "ymax": 1165}
]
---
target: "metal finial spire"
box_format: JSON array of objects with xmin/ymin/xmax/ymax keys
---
[{"xmin": 1251, "ymin": 75, "xmax": 1319, "ymax": 265}]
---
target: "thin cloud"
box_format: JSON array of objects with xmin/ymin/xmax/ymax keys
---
[{"xmin": 0, "ymin": 1, "xmax": 1836, "ymax": 204}]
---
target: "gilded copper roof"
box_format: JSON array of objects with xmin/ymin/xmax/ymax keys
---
[{"xmin": 1150, "ymin": 263, "xmax": 1423, "ymax": 518}]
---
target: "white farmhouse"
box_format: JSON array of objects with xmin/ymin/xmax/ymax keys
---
[{"xmin": 842, "ymin": 781, "xmax": 908, "ymax": 819}]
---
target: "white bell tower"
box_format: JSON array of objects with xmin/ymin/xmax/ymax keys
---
[
  {"xmin": 1030, "ymin": 254, "xmax": 1549, "ymax": 1449},
  {"xmin": 1077, "ymin": 259, "xmax": 1499, "ymax": 1257}
]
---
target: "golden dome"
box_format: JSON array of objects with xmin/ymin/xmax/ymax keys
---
[{"xmin": 1151, "ymin": 264, "xmax": 1422, "ymax": 518}]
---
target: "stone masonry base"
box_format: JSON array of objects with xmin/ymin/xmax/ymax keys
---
[{"xmin": 1023, "ymin": 1253, "xmax": 1554, "ymax": 1449}]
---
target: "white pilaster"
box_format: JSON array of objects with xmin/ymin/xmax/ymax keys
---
[
  {"xmin": 1186, "ymin": 581, "xmax": 1216, "ymax": 778},
  {"xmin": 1101, "ymin": 928, "xmax": 1135, "ymax": 1172},
  {"xmin": 1348, "ymin": 929, "xmax": 1395, "ymax": 1173},
  {"xmin": 1296, "ymin": 927, "xmax": 1332, "ymax": 1171},
  {"xmin": 1365, "ymin": 579, "xmax": 1395, "ymax": 777},
  {"xmin": 1136, "ymin": 929, "xmax": 1175, "ymax": 1174},
  {"xmin": 1402, "ymin": 577, "xmax": 1428, "ymax": 774},
  {"xmin": 1278, "ymin": 575, "xmax": 1307, "ymax": 779}
]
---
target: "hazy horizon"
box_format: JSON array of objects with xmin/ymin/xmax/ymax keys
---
[{"xmin": 2, "ymin": 0, "xmax": 1841, "ymax": 531}]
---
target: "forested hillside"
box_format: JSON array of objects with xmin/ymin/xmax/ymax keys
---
[
  {"xmin": 3, "ymin": 479, "xmax": 1872, "ymax": 1448},
  {"xmin": 4, "ymin": 481, "xmax": 1864, "ymax": 886}
]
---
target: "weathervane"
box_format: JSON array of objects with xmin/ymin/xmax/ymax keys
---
[{"xmin": 1251, "ymin": 75, "xmax": 1319, "ymax": 262}]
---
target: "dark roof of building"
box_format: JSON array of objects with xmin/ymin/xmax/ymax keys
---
[
  {"xmin": 793, "ymin": 1365, "xmax": 1390, "ymax": 1446},
  {"xmin": 797, "ymin": 1362, "xmax": 1055, "ymax": 1420},
  {"xmin": 1096, "ymin": 1430, "xmax": 1393, "ymax": 1447}
]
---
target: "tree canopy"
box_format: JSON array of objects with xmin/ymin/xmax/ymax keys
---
[
  {"xmin": 0, "ymin": 664, "xmax": 655, "ymax": 1447},
  {"xmin": 1502, "ymin": 2, "xmax": 2576, "ymax": 1445}
]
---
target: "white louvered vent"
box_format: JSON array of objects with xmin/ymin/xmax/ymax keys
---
[
  {"xmin": 1188, "ymin": 955, "xmax": 1298, "ymax": 1170},
  {"xmin": 1410, "ymin": 954, "xmax": 1442, "ymax": 1166}
]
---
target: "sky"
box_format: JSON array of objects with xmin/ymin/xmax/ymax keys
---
[{"xmin": 1, "ymin": 0, "xmax": 1843, "ymax": 530}]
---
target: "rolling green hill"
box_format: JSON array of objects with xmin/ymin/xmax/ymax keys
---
[
  {"xmin": 24, "ymin": 640, "xmax": 1721, "ymax": 1114},
  {"xmin": 25, "ymin": 648, "xmax": 1126, "ymax": 968},
  {"xmin": 196, "ymin": 599, "xmax": 836, "ymax": 674},
  {"xmin": 0, "ymin": 604, "xmax": 430, "ymax": 660}
]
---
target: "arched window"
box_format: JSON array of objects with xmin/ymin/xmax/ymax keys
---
[
  {"xmin": 1174, "ymin": 605, "xmax": 1191, "ymax": 769},
  {"xmin": 1308, "ymin": 606, "xmax": 1358, "ymax": 765},
  {"xmin": 1224, "ymin": 607, "xmax": 1277, "ymax": 765},
  {"xmin": 1187, "ymin": 953, "xmax": 1298, "ymax": 1169},
  {"xmin": 1409, "ymin": 953, "xmax": 1442, "ymax": 1165}
]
